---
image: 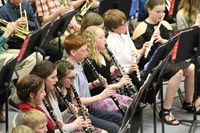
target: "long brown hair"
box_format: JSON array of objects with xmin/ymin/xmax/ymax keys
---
[
  {"xmin": 30, "ymin": 60, "xmax": 57, "ymax": 107},
  {"xmin": 178, "ymin": 0, "xmax": 200, "ymax": 25}
]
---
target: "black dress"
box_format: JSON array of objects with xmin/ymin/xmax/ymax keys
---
[
  {"xmin": 83, "ymin": 56, "xmax": 112, "ymax": 96},
  {"xmin": 133, "ymin": 20, "xmax": 190, "ymax": 80}
]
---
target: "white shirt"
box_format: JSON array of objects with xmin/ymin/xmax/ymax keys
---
[{"xmin": 106, "ymin": 31, "xmax": 137, "ymax": 73}]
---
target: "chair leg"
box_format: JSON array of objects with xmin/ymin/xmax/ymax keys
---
[{"xmin": 177, "ymin": 88, "xmax": 185, "ymax": 104}]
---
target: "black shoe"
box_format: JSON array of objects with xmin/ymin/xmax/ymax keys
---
[
  {"xmin": 182, "ymin": 101, "xmax": 195, "ymax": 113},
  {"xmin": 8, "ymin": 99, "xmax": 19, "ymax": 111},
  {"xmin": 159, "ymin": 109, "xmax": 179, "ymax": 126},
  {"xmin": 182, "ymin": 101, "xmax": 200, "ymax": 115}
]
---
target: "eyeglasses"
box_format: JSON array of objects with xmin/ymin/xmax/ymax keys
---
[{"xmin": 65, "ymin": 76, "xmax": 76, "ymax": 81}]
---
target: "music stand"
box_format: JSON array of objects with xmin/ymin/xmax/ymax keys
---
[
  {"xmin": 119, "ymin": 58, "xmax": 168, "ymax": 133},
  {"xmin": 142, "ymin": 34, "xmax": 180, "ymax": 78},
  {"xmin": 98, "ymin": 0, "xmax": 132, "ymax": 19},
  {"xmin": 138, "ymin": 35, "xmax": 180, "ymax": 133},
  {"xmin": 172, "ymin": 26, "xmax": 200, "ymax": 133},
  {"xmin": 41, "ymin": 10, "xmax": 77, "ymax": 57},
  {"xmin": 0, "ymin": 58, "xmax": 17, "ymax": 132},
  {"xmin": 17, "ymin": 22, "xmax": 51, "ymax": 63}
]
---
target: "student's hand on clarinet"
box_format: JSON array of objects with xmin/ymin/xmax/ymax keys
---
[
  {"xmin": 110, "ymin": 65, "xmax": 121, "ymax": 77},
  {"xmin": 100, "ymin": 87, "xmax": 116, "ymax": 99},
  {"xmin": 118, "ymin": 75, "xmax": 131, "ymax": 88},
  {"xmin": 66, "ymin": 104, "xmax": 79, "ymax": 114},
  {"xmin": 78, "ymin": 106, "xmax": 89, "ymax": 115},
  {"xmin": 92, "ymin": 75, "xmax": 107, "ymax": 88},
  {"xmin": 72, "ymin": 116, "xmax": 84, "ymax": 130}
]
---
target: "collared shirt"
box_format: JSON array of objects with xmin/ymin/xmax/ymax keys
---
[
  {"xmin": 36, "ymin": 0, "xmax": 60, "ymax": 17},
  {"xmin": 106, "ymin": 31, "xmax": 137, "ymax": 73},
  {"xmin": 0, "ymin": 1, "xmax": 37, "ymax": 49}
]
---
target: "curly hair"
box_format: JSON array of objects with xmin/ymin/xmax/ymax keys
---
[{"xmin": 82, "ymin": 26, "xmax": 110, "ymax": 67}]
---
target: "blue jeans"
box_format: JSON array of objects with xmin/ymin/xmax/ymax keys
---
[{"xmin": 88, "ymin": 106, "xmax": 123, "ymax": 133}]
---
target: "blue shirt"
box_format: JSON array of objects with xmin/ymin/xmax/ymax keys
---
[
  {"xmin": 73, "ymin": 63, "xmax": 91, "ymax": 98},
  {"xmin": 0, "ymin": 1, "xmax": 37, "ymax": 49}
]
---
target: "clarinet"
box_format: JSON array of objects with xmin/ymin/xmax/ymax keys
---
[
  {"xmin": 71, "ymin": 85, "xmax": 94, "ymax": 132},
  {"xmin": 105, "ymin": 45, "xmax": 138, "ymax": 96},
  {"xmin": 54, "ymin": 85, "xmax": 92, "ymax": 133},
  {"xmin": 84, "ymin": 58, "xmax": 126, "ymax": 116},
  {"xmin": 42, "ymin": 99, "xmax": 64, "ymax": 133}
]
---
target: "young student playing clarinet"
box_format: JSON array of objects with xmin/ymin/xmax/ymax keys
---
[
  {"xmin": 16, "ymin": 74, "xmax": 88, "ymax": 132},
  {"xmin": 64, "ymin": 34, "xmax": 123, "ymax": 133},
  {"xmin": 132, "ymin": 0, "xmax": 195, "ymax": 125},
  {"xmin": 30, "ymin": 60, "xmax": 92, "ymax": 132},
  {"xmin": 56, "ymin": 60, "xmax": 108, "ymax": 133},
  {"xmin": 82, "ymin": 26, "xmax": 132, "ymax": 112}
]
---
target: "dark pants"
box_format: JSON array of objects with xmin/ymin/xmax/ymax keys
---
[
  {"xmin": 88, "ymin": 106, "xmax": 123, "ymax": 133},
  {"xmin": 41, "ymin": 43, "xmax": 63, "ymax": 63}
]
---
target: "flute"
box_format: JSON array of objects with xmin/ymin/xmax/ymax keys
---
[
  {"xmin": 144, "ymin": 13, "xmax": 165, "ymax": 58},
  {"xmin": 105, "ymin": 45, "xmax": 137, "ymax": 96},
  {"xmin": 126, "ymin": 23, "xmax": 141, "ymax": 81},
  {"xmin": 54, "ymin": 85, "xmax": 92, "ymax": 133},
  {"xmin": 42, "ymin": 99, "xmax": 64, "ymax": 133},
  {"xmin": 84, "ymin": 58, "xmax": 126, "ymax": 116}
]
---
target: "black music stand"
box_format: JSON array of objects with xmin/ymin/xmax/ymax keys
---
[
  {"xmin": 41, "ymin": 10, "xmax": 77, "ymax": 58},
  {"xmin": 98, "ymin": 0, "xmax": 132, "ymax": 19},
  {"xmin": 17, "ymin": 22, "xmax": 51, "ymax": 63},
  {"xmin": 0, "ymin": 58, "xmax": 17, "ymax": 132},
  {"xmin": 118, "ymin": 56, "xmax": 169, "ymax": 133},
  {"xmin": 138, "ymin": 35, "xmax": 180, "ymax": 133},
  {"xmin": 142, "ymin": 34, "xmax": 180, "ymax": 78},
  {"xmin": 172, "ymin": 26, "xmax": 200, "ymax": 133}
]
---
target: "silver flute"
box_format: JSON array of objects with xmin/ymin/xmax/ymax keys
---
[{"xmin": 144, "ymin": 13, "xmax": 165, "ymax": 58}]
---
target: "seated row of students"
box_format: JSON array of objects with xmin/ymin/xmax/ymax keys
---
[
  {"xmin": 0, "ymin": 0, "xmax": 98, "ymax": 119},
  {"xmin": 132, "ymin": 0, "xmax": 195, "ymax": 125},
  {"xmin": 76, "ymin": 0, "xmax": 197, "ymax": 127},
  {"xmin": 0, "ymin": 21, "xmax": 43, "ymax": 122},
  {"xmin": 1, "ymin": 0, "xmax": 199, "ymax": 130}
]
